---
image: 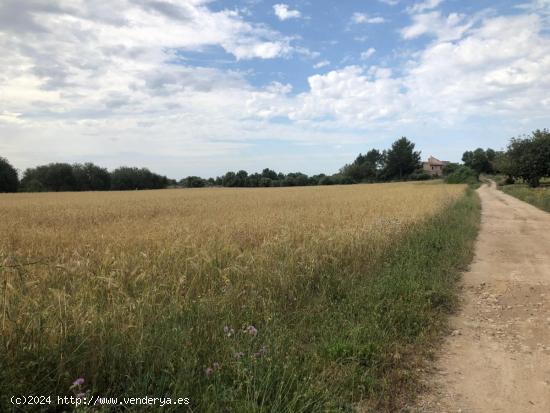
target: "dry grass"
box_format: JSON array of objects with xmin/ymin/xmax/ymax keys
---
[{"xmin": 0, "ymin": 182, "xmax": 469, "ymax": 411}]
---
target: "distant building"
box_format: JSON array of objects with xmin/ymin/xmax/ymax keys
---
[{"xmin": 423, "ymin": 156, "xmax": 449, "ymax": 177}]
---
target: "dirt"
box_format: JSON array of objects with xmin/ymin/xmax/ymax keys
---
[{"xmin": 416, "ymin": 181, "xmax": 550, "ymax": 413}]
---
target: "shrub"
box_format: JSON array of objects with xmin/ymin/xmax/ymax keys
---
[
  {"xmin": 409, "ymin": 171, "xmax": 432, "ymax": 181},
  {"xmin": 442, "ymin": 163, "xmax": 460, "ymax": 176},
  {"xmin": 444, "ymin": 166, "xmax": 478, "ymax": 184}
]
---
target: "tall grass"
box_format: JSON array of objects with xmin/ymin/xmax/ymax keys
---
[
  {"xmin": 0, "ymin": 183, "xmax": 478, "ymax": 411},
  {"xmin": 501, "ymin": 184, "xmax": 550, "ymax": 213}
]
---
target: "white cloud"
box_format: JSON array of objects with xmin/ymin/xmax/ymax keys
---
[
  {"xmin": 407, "ymin": 0, "xmax": 444, "ymax": 14},
  {"xmin": 249, "ymin": 13, "xmax": 550, "ymax": 128},
  {"xmin": 351, "ymin": 13, "xmax": 386, "ymax": 24},
  {"xmin": 401, "ymin": 11, "xmax": 473, "ymax": 41},
  {"xmin": 404, "ymin": 14, "xmax": 550, "ymax": 120},
  {"xmin": 516, "ymin": 0, "xmax": 550, "ymax": 12},
  {"xmin": 378, "ymin": 0, "xmax": 400, "ymax": 5},
  {"xmin": 273, "ymin": 4, "xmax": 301, "ymax": 21},
  {"xmin": 360, "ymin": 48, "xmax": 376, "ymax": 60},
  {"xmin": 248, "ymin": 66, "xmax": 405, "ymax": 126},
  {"xmin": 2, "ymin": 1, "xmax": 550, "ymax": 176},
  {"xmin": 314, "ymin": 60, "xmax": 330, "ymax": 69}
]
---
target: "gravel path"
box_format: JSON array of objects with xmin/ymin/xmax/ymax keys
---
[{"xmin": 418, "ymin": 181, "xmax": 550, "ymax": 412}]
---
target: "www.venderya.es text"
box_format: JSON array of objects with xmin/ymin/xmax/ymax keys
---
[{"xmin": 11, "ymin": 395, "xmax": 190, "ymax": 407}]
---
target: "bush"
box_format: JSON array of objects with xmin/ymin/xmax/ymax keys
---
[
  {"xmin": 409, "ymin": 171, "xmax": 432, "ymax": 181},
  {"xmin": 444, "ymin": 166, "xmax": 478, "ymax": 184},
  {"xmin": 504, "ymin": 176, "xmax": 515, "ymax": 185},
  {"xmin": 319, "ymin": 176, "xmax": 335, "ymax": 185},
  {"xmin": 0, "ymin": 156, "xmax": 19, "ymax": 192},
  {"xmin": 442, "ymin": 163, "xmax": 460, "ymax": 176}
]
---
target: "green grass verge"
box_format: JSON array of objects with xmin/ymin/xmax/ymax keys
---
[
  {"xmin": 501, "ymin": 184, "xmax": 550, "ymax": 213},
  {"xmin": 1, "ymin": 189, "xmax": 480, "ymax": 412}
]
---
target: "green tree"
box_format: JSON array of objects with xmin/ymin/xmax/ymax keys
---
[
  {"xmin": 0, "ymin": 156, "xmax": 19, "ymax": 193},
  {"xmin": 181, "ymin": 176, "xmax": 206, "ymax": 188},
  {"xmin": 261, "ymin": 168, "xmax": 278, "ymax": 181},
  {"xmin": 462, "ymin": 148, "xmax": 493, "ymax": 175},
  {"xmin": 384, "ymin": 137, "xmax": 421, "ymax": 180},
  {"xmin": 222, "ymin": 171, "xmax": 237, "ymax": 187},
  {"xmin": 235, "ymin": 170, "xmax": 248, "ymax": 187},
  {"xmin": 442, "ymin": 162, "xmax": 460, "ymax": 176},
  {"xmin": 21, "ymin": 163, "xmax": 77, "ymax": 192},
  {"xmin": 110, "ymin": 167, "xmax": 168, "ymax": 190},
  {"xmin": 506, "ymin": 129, "xmax": 550, "ymax": 187},
  {"xmin": 341, "ymin": 149, "xmax": 385, "ymax": 183},
  {"xmin": 73, "ymin": 163, "xmax": 111, "ymax": 191}
]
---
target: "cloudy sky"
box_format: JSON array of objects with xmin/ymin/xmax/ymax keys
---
[{"xmin": 1, "ymin": 0, "xmax": 550, "ymax": 178}]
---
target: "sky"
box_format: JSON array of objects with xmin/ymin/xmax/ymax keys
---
[{"xmin": 1, "ymin": 0, "xmax": 550, "ymax": 179}]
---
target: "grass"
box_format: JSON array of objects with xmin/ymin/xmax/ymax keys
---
[
  {"xmin": 0, "ymin": 183, "xmax": 479, "ymax": 412},
  {"xmin": 500, "ymin": 184, "xmax": 550, "ymax": 213}
]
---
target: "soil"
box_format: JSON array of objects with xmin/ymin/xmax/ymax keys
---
[{"xmin": 417, "ymin": 181, "xmax": 550, "ymax": 412}]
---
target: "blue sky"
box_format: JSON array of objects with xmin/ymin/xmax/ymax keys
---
[{"xmin": 1, "ymin": 0, "xmax": 550, "ymax": 178}]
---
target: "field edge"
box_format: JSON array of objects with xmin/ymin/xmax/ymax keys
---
[{"xmin": 353, "ymin": 186, "xmax": 481, "ymax": 411}]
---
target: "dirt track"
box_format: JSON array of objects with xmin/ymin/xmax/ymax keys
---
[{"xmin": 419, "ymin": 181, "xmax": 550, "ymax": 412}]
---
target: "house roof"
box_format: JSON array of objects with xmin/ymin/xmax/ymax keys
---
[{"xmin": 425, "ymin": 156, "xmax": 446, "ymax": 166}]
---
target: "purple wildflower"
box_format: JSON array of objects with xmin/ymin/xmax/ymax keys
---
[
  {"xmin": 76, "ymin": 393, "xmax": 86, "ymax": 399},
  {"xmin": 205, "ymin": 367, "xmax": 214, "ymax": 377},
  {"xmin": 224, "ymin": 325, "xmax": 235, "ymax": 337},
  {"xmin": 73, "ymin": 378, "xmax": 85, "ymax": 386}
]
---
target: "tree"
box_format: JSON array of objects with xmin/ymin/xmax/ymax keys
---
[
  {"xmin": 21, "ymin": 163, "xmax": 77, "ymax": 192},
  {"xmin": 506, "ymin": 129, "xmax": 550, "ymax": 187},
  {"xmin": 462, "ymin": 148, "xmax": 493, "ymax": 175},
  {"xmin": 341, "ymin": 149, "xmax": 385, "ymax": 183},
  {"xmin": 235, "ymin": 170, "xmax": 248, "ymax": 187},
  {"xmin": 283, "ymin": 172, "xmax": 309, "ymax": 187},
  {"xmin": 442, "ymin": 162, "xmax": 460, "ymax": 176},
  {"xmin": 493, "ymin": 151, "xmax": 515, "ymax": 183},
  {"xmin": 181, "ymin": 176, "xmax": 205, "ymax": 188},
  {"xmin": 222, "ymin": 171, "xmax": 237, "ymax": 187},
  {"xmin": 261, "ymin": 168, "xmax": 278, "ymax": 181},
  {"xmin": 486, "ymin": 148, "xmax": 496, "ymax": 162},
  {"xmin": 384, "ymin": 137, "xmax": 421, "ymax": 180},
  {"xmin": 110, "ymin": 167, "xmax": 168, "ymax": 190},
  {"xmin": 246, "ymin": 173, "xmax": 262, "ymax": 187},
  {"xmin": 73, "ymin": 163, "xmax": 111, "ymax": 191},
  {"xmin": 0, "ymin": 157, "xmax": 19, "ymax": 193},
  {"xmin": 259, "ymin": 177, "xmax": 272, "ymax": 187}
]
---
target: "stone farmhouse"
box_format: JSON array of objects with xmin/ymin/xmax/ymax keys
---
[{"xmin": 423, "ymin": 156, "xmax": 450, "ymax": 177}]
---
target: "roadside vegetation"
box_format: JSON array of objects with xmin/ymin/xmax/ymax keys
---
[
  {"xmin": 500, "ymin": 182, "xmax": 550, "ymax": 213},
  {"xmin": 457, "ymin": 129, "xmax": 550, "ymax": 212},
  {"xmin": 461, "ymin": 129, "xmax": 550, "ymax": 188},
  {"xmin": 0, "ymin": 183, "xmax": 479, "ymax": 411}
]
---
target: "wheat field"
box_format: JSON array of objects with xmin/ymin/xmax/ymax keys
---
[{"xmin": 0, "ymin": 182, "xmax": 468, "ymax": 411}]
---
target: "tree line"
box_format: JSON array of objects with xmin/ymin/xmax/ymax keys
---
[
  {"xmin": 0, "ymin": 161, "xmax": 173, "ymax": 192},
  {"xmin": 181, "ymin": 137, "xmax": 428, "ymax": 188},
  {"xmin": 1, "ymin": 130, "xmax": 548, "ymax": 192},
  {"xmin": 461, "ymin": 129, "xmax": 550, "ymax": 187}
]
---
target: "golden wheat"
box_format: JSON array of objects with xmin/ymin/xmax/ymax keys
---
[{"xmin": 0, "ymin": 182, "xmax": 465, "ymax": 410}]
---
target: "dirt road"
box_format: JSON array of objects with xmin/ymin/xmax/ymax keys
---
[{"xmin": 419, "ymin": 181, "xmax": 550, "ymax": 412}]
